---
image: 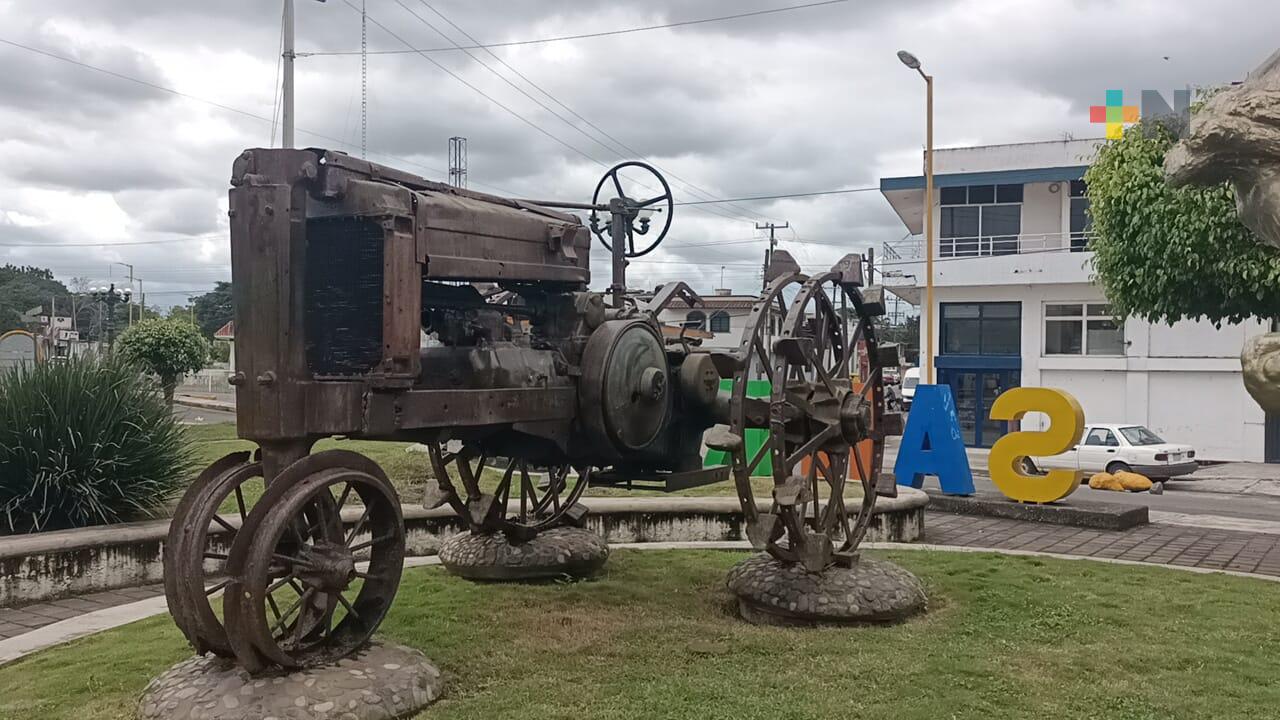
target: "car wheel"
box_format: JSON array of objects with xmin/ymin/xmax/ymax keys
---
[
  {"xmin": 1105, "ymin": 461, "xmax": 1132, "ymax": 475},
  {"xmin": 1020, "ymin": 457, "xmax": 1042, "ymax": 476}
]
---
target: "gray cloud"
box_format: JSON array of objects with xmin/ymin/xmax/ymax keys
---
[{"xmin": 2, "ymin": 0, "xmax": 1279, "ymax": 306}]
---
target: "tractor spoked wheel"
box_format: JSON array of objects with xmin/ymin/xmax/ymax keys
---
[
  {"xmin": 714, "ymin": 271, "xmax": 805, "ymax": 552},
  {"xmin": 425, "ymin": 445, "xmax": 590, "ymax": 543},
  {"xmin": 222, "ymin": 450, "xmax": 406, "ymax": 673},
  {"xmin": 165, "ymin": 451, "xmax": 265, "ymax": 657},
  {"xmin": 767, "ymin": 273, "xmax": 887, "ymax": 572}
]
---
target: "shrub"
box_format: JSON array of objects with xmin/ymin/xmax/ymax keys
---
[
  {"xmin": 117, "ymin": 318, "xmax": 209, "ymax": 405},
  {"xmin": 0, "ymin": 354, "xmax": 194, "ymax": 534}
]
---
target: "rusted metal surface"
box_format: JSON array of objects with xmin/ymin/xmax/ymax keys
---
[{"xmin": 164, "ymin": 148, "xmax": 901, "ymax": 673}]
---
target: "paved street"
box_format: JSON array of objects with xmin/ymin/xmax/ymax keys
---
[
  {"xmin": 173, "ymin": 403, "xmax": 236, "ymax": 425},
  {"xmin": 882, "ymin": 437, "xmax": 1280, "ymax": 528}
]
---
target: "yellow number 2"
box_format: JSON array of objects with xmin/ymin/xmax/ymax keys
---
[{"xmin": 988, "ymin": 387, "xmax": 1085, "ymax": 503}]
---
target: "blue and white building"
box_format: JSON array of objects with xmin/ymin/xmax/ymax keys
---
[{"xmin": 880, "ymin": 138, "xmax": 1275, "ymax": 462}]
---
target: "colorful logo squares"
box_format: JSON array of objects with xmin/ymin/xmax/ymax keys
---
[{"xmin": 1090, "ymin": 89, "xmax": 1139, "ymax": 139}]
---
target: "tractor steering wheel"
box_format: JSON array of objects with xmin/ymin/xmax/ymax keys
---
[{"xmin": 589, "ymin": 161, "xmax": 674, "ymax": 258}]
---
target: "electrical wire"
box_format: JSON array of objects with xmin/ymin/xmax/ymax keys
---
[
  {"xmin": 301, "ymin": 1, "xmax": 849, "ymax": 57},
  {"xmin": 370, "ymin": 1, "xmax": 752, "ymax": 225},
  {"xmin": 0, "ymin": 35, "xmax": 527, "ymax": 196},
  {"xmin": 0, "ymin": 237, "xmax": 215, "ymax": 248},
  {"xmin": 410, "ymin": 0, "xmax": 772, "ymax": 226},
  {"xmin": 674, "ymin": 186, "xmax": 880, "ymax": 205}
]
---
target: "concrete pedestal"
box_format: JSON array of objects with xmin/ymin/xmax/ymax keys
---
[
  {"xmin": 137, "ymin": 642, "xmax": 442, "ymax": 720},
  {"xmin": 438, "ymin": 527, "xmax": 609, "ymax": 581},
  {"xmin": 726, "ymin": 553, "xmax": 927, "ymax": 626}
]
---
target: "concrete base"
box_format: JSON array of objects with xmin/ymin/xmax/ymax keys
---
[
  {"xmin": 137, "ymin": 642, "xmax": 442, "ymax": 720},
  {"xmin": 924, "ymin": 489, "xmax": 1148, "ymax": 530},
  {"xmin": 438, "ymin": 527, "xmax": 609, "ymax": 581},
  {"xmin": 0, "ymin": 490, "xmax": 926, "ymax": 607},
  {"xmin": 726, "ymin": 553, "xmax": 927, "ymax": 626}
]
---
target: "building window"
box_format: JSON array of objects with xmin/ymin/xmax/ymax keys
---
[
  {"xmin": 1045, "ymin": 303, "xmax": 1124, "ymax": 355},
  {"xmin": 1070, "ymin": 180, "xmax": 1091, "ymax": 252},
  {"xmin": 940, "ymin": 302, "xmax": 1021, "ymax": 355},
  {"xmin": 939, "ymin": 184, "xmax": 1023, "ymax": 257},
  {"xmin": 686, "ymin": 310, "xmax": 706, "ymax": 331},
  {"xmin": 709, "ymin": 311, "xmax": 730, "ymax": 333}
]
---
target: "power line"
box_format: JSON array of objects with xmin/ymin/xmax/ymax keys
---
[
  {"xmin": 0, "ymin": 237, "xmax": 215, "ymax": 248},
  {"xmin": 371, "ymin": 1, "xmax": 751, "ymax": 225},
  {"xmin": 410, "ymin": 0, "xmax": 769, "ymax": 226},
  {"xmin": 674, "ymin": 186, "xmax": 881, "ymax": 205},
  {"xmin": 0, "ymin": 35, "xmax": 523, "ymax": 196},
  {"xmin": 301, "ymin": 0, "xmax": 849, "ymax": 57}
]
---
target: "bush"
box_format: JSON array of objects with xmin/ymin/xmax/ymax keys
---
[
  {"xmin": 117, "ymin": 318, "xmax": 209, "ymax": 405},
  {"xmin": 0, "ymin": 354, "xmax": 194, "ymax": 534}
]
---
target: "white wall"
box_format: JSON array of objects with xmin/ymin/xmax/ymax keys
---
[
  {"xmin": 919, "ymin": 281, "xmax": 1267, "ymax": 461},
  {"xmin": 657, "ymin": 306, "xmax": 751, "ymax": 350},
  {"xmin": 934, "ymin": 139, "xmax": 1101, "ymax": 174}
]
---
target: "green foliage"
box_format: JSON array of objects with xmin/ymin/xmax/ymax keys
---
[
  {"xmin": 0, "ymin": 264, "xmax": 71, "ymax": 334},
  {"xmin": 191, "ymin": 281, "xmax": 233, "ymax": 338},
  {"xmin": 0, "ymin": 354, "xmax": 194, "ymax": 533},
  {"xmin": 117, "ymin": 318, "xmax": 209, "ymax": 387},
  {"xmin": 1085, "ymin": 122, "xmax": 1280, "ymax": 325}
]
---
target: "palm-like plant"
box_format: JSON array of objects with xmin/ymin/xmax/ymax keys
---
[{"xmin": 0, "ymin": 354, "xmax": 194, "ymax": 534}]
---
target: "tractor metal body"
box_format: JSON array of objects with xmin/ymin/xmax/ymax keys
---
[{"xmin": 228, "ymin": 148, "xmax": 716, "ymax": 482}]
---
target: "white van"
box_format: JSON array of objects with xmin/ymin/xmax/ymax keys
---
[{"xmin": 901, "ymin": 367, "xmax": 920, "ymax": 409}]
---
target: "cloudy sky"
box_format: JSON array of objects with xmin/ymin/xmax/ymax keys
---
[{"xmin": 1, "ymin": 0, "xmax": 1277, "ymax": 306}]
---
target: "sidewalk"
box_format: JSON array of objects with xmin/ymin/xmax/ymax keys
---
[{"xmin": 174, "ymin": 393, "xmax": 235, "ymax": 412}]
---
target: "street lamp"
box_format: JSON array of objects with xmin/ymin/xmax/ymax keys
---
[
  {"xmin": 91, "ymin": 284, "xmax": 132, "ymax": 356},
  {"xmin": 898, "ymin": 49, "xmax": 935, "ymax": 385}
]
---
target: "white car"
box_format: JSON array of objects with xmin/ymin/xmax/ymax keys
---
[
  {"xmin": 900, "ymin": 367, "xmax": 920, "ymax": 409},
  {"xmin": 1026, "ymin": 423, "xmax": 1198, "ymax": 480}
]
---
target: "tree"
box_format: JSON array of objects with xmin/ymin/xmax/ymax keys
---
[
  {"xmin": 1085, "ymin": 122, "xmax": 1280, "ymax": 326},
  {"xmin": 117, "ymin": 318, "xmax": 210, "ymax": 406},
  {"xmin": 0, "ymin": 264, "xmax": 70, "ymax": 333},
  {"xmin": 190, "ymin": 281, "xmax": 233, "ymax": 338}
]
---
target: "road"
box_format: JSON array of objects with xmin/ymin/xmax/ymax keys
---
[
  {"xmin": 173, "ymin": 404, "xmax": 236, "ymax": 425},
  {"xmin": 959, "ymin": 473, "xmax": 1280, "ymax": 525}
]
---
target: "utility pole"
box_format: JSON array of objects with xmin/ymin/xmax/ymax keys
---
[
  {"xmin": 866, "ymin": 247, "xmax": 876, "ymax": 285},
  {"xmin": 360, "ymin": 0, "xmax": 367, "ymax": 158},
  {"xmin": 282, "ymin": 0, "xmax": 296, "ymax": 148},
  {"xmin": 281, "ymin": 0, "xmax": 327, "ymax": 150},
  {"xmin": 112, "ymin": 262, "xmax": 134, "ymax": 326},
  {"xmin": 756, "ymin": 221, "xmax": 789, "ymax": 289},
  {"xmin": 448, "ymin": 136, "xmax": 468, "ymax": 188}
]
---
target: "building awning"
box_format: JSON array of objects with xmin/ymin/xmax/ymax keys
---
[
  {"xmin": 885, "ymin": 285, "xmax": 922, "ymax": 306},
  {"xmin": 214, "ymin": 321, "xmax": 234, "ymax": 340},
  {"xmin": 879, "ymin": 165, "xmax": 1089, "ymax": 234}
]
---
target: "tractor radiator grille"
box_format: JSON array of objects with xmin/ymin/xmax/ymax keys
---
[{"xmin": 305, "ymin": 217, "xmax": 384, "ymax": 376}]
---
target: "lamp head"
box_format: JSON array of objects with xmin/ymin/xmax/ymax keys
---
[{"xmin": 897, "ymin": 50, "xmax": 922, "ymax": 70}]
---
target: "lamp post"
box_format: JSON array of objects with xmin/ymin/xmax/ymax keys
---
[
  {"xmin": 898, "ymin": 50, "xmax": 935, "ymax": 385},
  {"xmin": 91, "ymin": 284, "xmax": 132, "ymax": 356}
]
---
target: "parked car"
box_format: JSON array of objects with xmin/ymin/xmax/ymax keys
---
[
  {"xmin": 901, "ymin": 367, "xmax": 920, "ymax": 409},
  {"xmin": 1026, "ymin": 423, "xmax": 1198, "ymax": 480}
]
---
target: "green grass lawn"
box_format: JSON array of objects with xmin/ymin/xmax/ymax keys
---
[
  {"xmin": 2, "ymin": 550, "xmax": 1278, "ymax": 719},
  {"xmin": 183, "ymin": 423, "xmax": 834, "ymax": 510}
]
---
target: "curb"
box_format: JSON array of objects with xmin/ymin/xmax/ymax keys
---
[{"xmin": 173, "ymin": 396, "xmax": 235, "ymax": 412}]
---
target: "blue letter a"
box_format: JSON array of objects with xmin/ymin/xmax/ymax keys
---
[{"xmin": 893, "ymin": 384, "xmax": 975, "ymax": 495}]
